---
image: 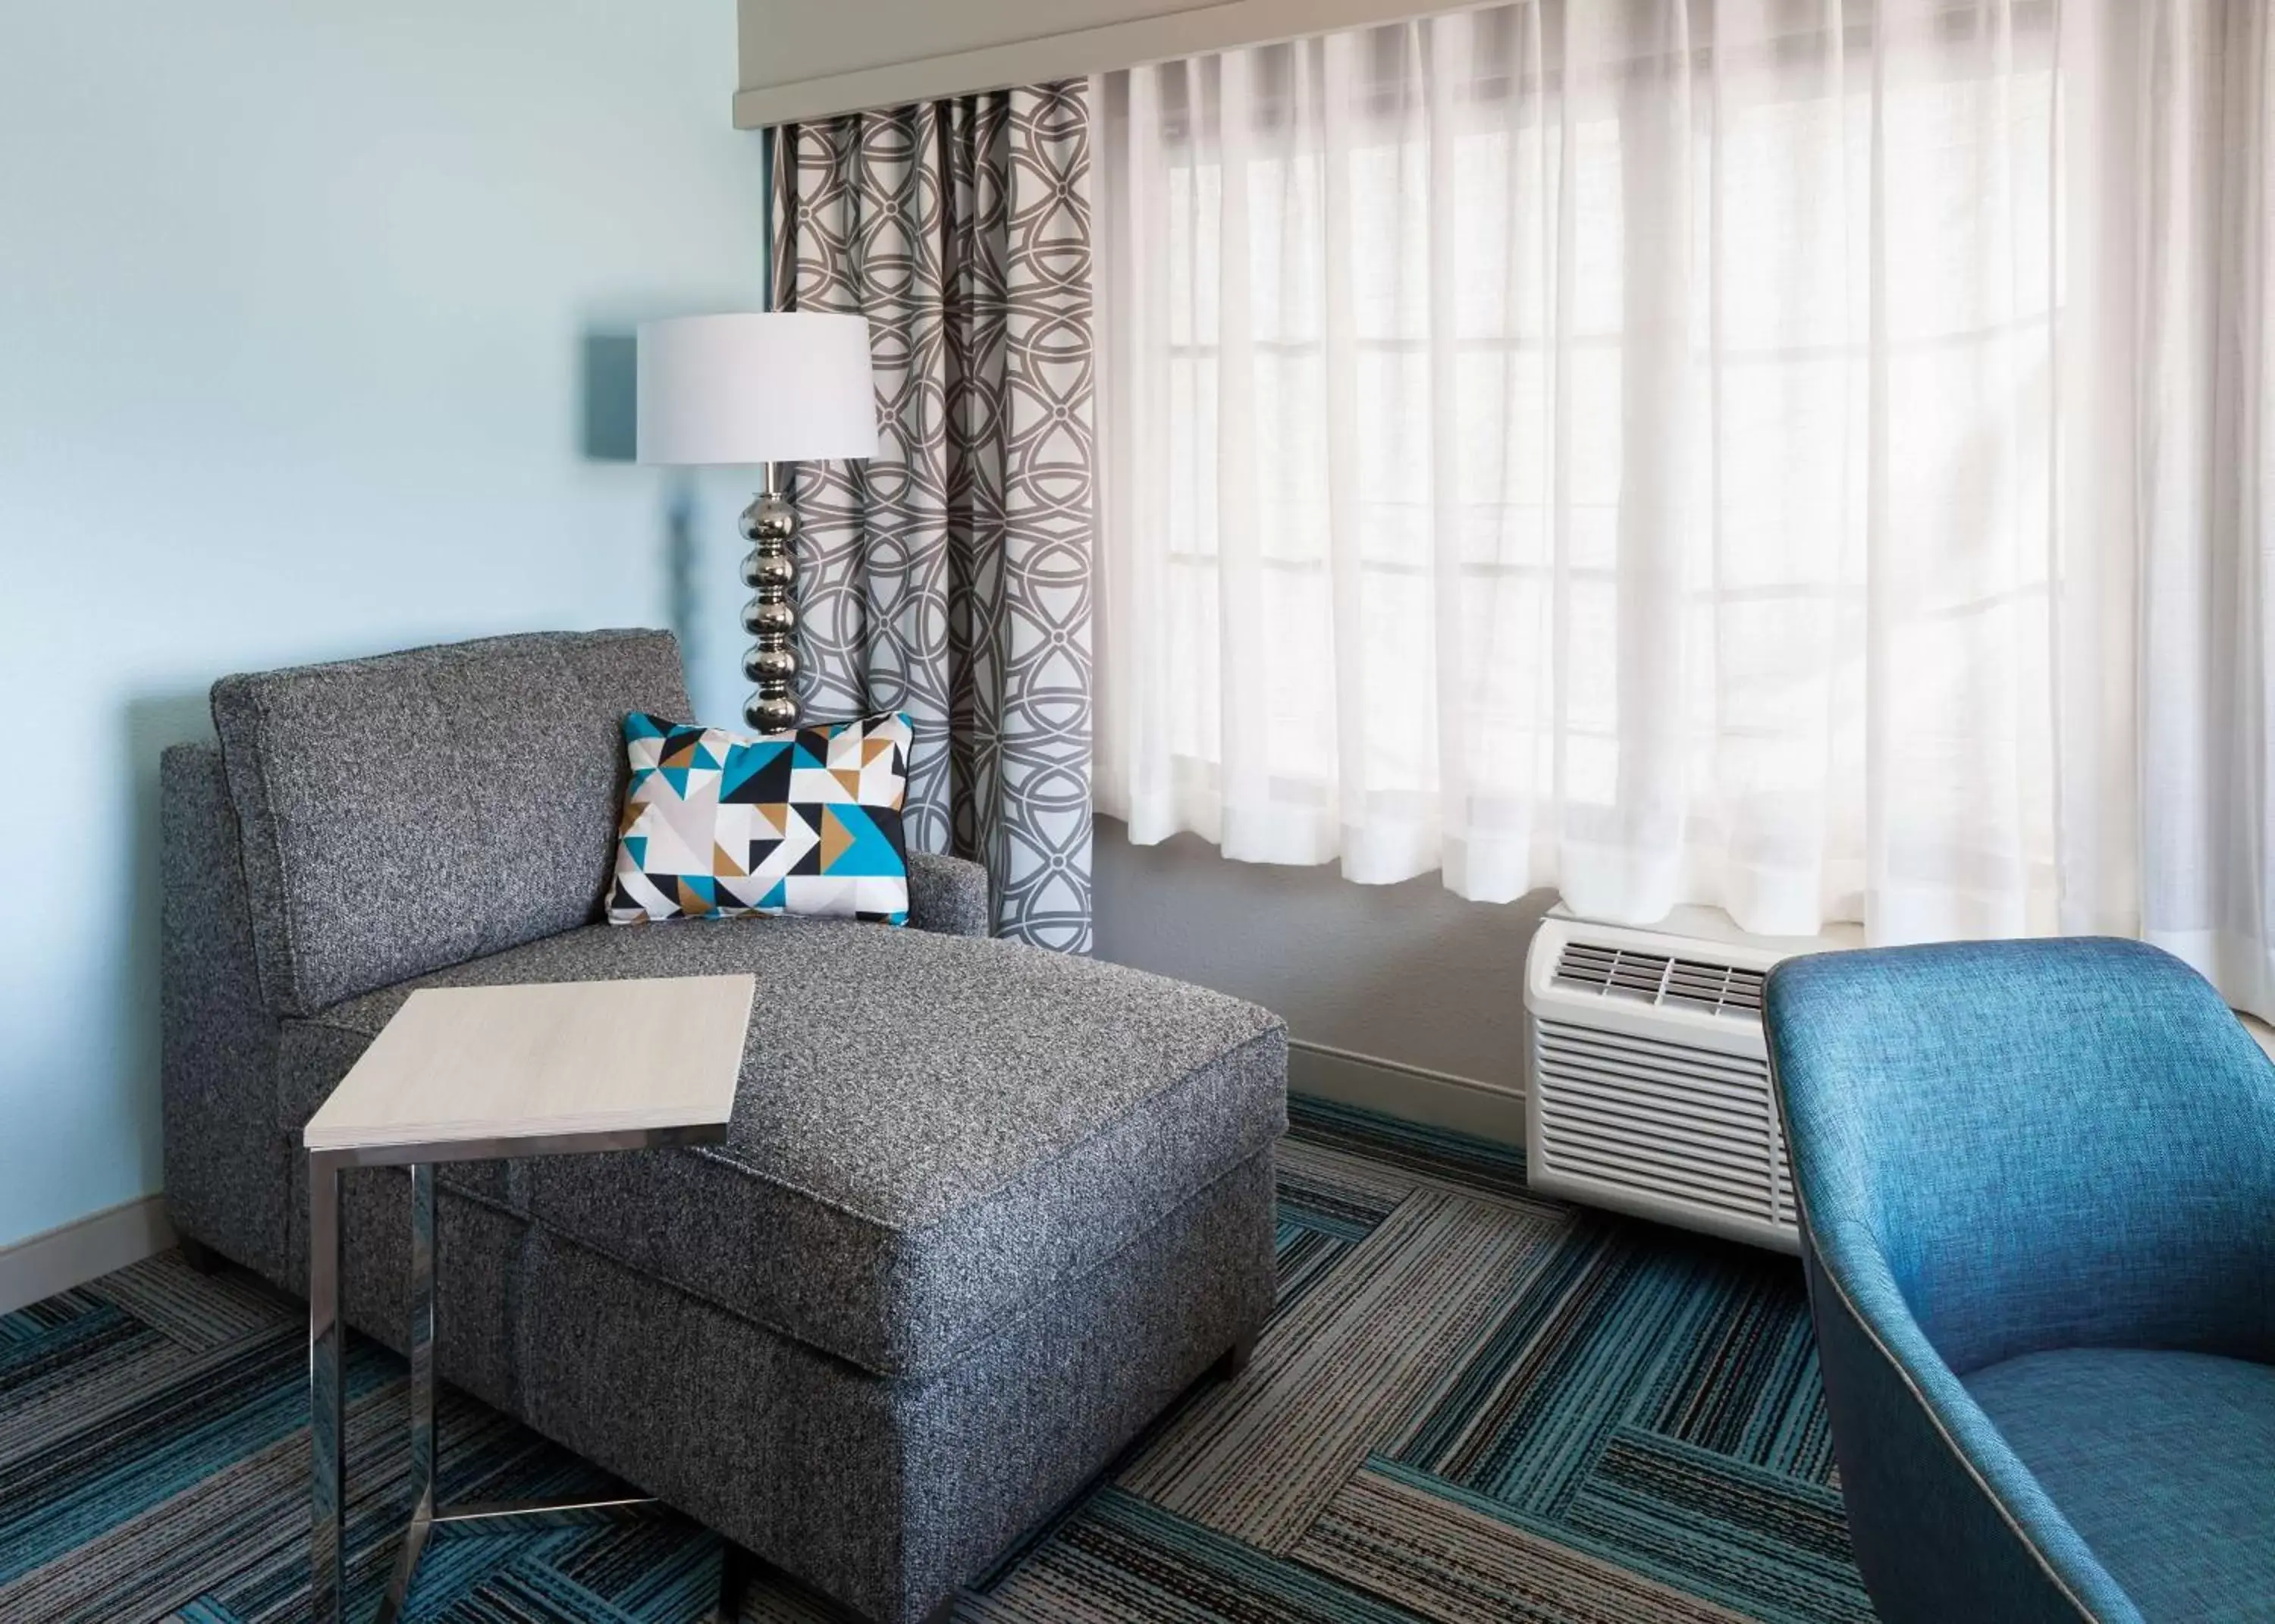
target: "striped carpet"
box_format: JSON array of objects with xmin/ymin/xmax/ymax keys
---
[{"xmin": 0, "ymin": 1099, "xmax": 1874, "ymax": 1622}]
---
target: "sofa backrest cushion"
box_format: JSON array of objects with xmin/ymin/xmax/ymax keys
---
[{"xmin": 212, "ymin": 629, "xmax": 692, "ymax": 1018}]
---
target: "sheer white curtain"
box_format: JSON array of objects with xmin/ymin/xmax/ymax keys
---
[
  {"xmin": 1092, "ymin": 0, "xmax": 2275, "ymax": 1009},
  {"xmin": 2120, "ymin": 2, "xmax": 2275, "ymax": 1014}
]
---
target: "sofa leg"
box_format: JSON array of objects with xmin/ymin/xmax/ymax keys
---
[
  {"xmin": 1217, "ymin": 1331, "xmax": 1257, "ymax": 1378},
  {"xmin": 711, "ymin": 1541, "xmax": 748, "ymax": 1622},
  {"xmin": 177, "ymin": 1234, "xmax": 224, "ymax": 1275}
]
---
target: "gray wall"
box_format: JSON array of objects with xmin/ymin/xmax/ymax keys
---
[
  {"xmin": 0, "ymin": 1, "xmax": 767, "ymax": 1249},
  {"xmin": 1092, "ymin": 817, "xmax": 1552, "ymax": 1140}
]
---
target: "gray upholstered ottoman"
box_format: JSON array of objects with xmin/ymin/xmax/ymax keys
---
[{"xmin": 160, "ymin": 630, "xmax": 1287, "ymax": 1624}]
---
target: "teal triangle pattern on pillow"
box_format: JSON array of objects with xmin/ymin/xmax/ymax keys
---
[{"xmin": 607, "ymin": 711, "xmax": 914, "ymax": 926}]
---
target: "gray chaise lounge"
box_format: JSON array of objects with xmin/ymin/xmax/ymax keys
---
[{"xmin": 161, "ymin": 629, "xmax": 1286, "ymax": 1624}]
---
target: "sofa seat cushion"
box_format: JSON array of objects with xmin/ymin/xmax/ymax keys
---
[
  {"xmin": 1963, "ymin": 1346, "xmax": 2275, "ymax": 1622},
  {"xmin": 278, "ymin": 917, "xmax": 1286, "ymax": 1379}
]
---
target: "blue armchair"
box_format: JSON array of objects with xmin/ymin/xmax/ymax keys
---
[{"xmin": 1763, "ymin": 938, "xmax": 2275, "ymax": 1623}]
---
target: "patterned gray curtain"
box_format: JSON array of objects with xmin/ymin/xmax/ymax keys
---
[{"xmin": 771, "ymin": 84, "xmax": 1094, "ymax": 954}]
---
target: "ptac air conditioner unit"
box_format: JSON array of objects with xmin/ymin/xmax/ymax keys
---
[{"xmin": 1523, "ymin": 908, "xmax": 1856, "ymax": 1254}]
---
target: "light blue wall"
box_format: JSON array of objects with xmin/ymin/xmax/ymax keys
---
[{"xmin": 0, "ymin": 2, "xmax": 767, "ymax": 1248}]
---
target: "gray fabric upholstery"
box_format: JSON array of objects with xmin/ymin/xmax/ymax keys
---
[
  {"xmin": 906, "ymin": 850, "xmax": 990, "ymax": 938},
  {"xmin": 211, "ymin": 629, "xmax": 689, "ymax": 1017},
  {"xmin": 165, "ymin": 632, "xmax": 1289, "ymax": 1624},
  {"xmin": 529, "ymin": 1152, "xmax": 1275, "ymax": 1624},
  {"xmin": 161, "ymin": 745, "xmax": 290, "ymax": 1281},
  {"xmin": 277, "ymin": 915, "xmax": 1286, "ymax": 1376},
  {"xmin": 291, "ymin": 1149, "xmax": 1272, "ymax": 1624}
]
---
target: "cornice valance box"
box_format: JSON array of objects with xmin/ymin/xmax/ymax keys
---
[{"xmin": 733, "ymin": 0, "xmax": 1476, "ymax": 127}]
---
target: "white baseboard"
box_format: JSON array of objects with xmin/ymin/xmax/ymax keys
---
[
  {"xmin": 1288, "ymin": 1039, "xmax": 1526, "ymax": 1146},
  {"xmin": 0, "ymin": 1193, "xmax": 175, "ymax": 1316}
]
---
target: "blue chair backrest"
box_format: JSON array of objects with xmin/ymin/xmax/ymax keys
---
[{"xmin": 1765, "ymin": 937, "xmax": 2275, "ymax": 1375}]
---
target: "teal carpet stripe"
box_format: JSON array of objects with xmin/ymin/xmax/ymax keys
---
[
  {"xmin": 0, "ymin": 1329, "xmax": 354, "ymax": 1584},
  {"xmin": 458, "ymin": 1556, "xmax": 651, "ymax": 1624},
  {"xmin": 0, "ymin": 1303, "xmax": 158, "ymax": 1412},
  {"xmin": 1277, "ymin": 1174, "xmax": 1392, "ymax": 1243},
  {"xmin": 1563, "ymin": 1431, "xmax": 1871, "ymax": 1623},
  {"xmin": 2, "ymin": 1098, "xmax": 1876, "ymax": 1622},
  {"xmin": 1648, "ymin": 1266, "xmax": 1837, "ymax": 1484},
  {"xmin": 1021, "ymin": 1487, "xmax": 1427, "ymax": 1623},
  {"xmin": 1585, "ymin": 1428, "xmax": 1855, "ymax": 1570},
  {"xmin": 1479, "ymin": 1252, "xmax": 1718, "ymax": 1514},
  {"xmin": 1392, "ymin": 1222, "xmax": 1608, "ymax": 1474},
  {"xmin": 1275, "ymin": 1226, "xmax": 1357, "ymax": 1315},
  {"xmin": 0, "ymin": 1287, "xmax": 108, "ymax": 1348},
  {"xmin": 378, "ymin": 1527, "xmax": 629, "ymax": 1622},
  {"xmin": 1285, "ymin": 1096, "xmax": 1533, "ymax": 1198},
  {"xmin": 553, "ymin": 1524, "xmax": 727, "ymax": 1620},
  {"xmin": 1355, "ymin": 1452, "xmax": 1781, "ymax": 1594}
]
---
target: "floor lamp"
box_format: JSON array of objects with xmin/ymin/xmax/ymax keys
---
[{"xmin": 635, "ymin": 313, "xmax": 877, "ymax": 732}]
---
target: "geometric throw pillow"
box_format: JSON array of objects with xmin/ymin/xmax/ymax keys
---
[{"xmin": 607, "ymin": 710, "xmax": 913, "ymax": 926}]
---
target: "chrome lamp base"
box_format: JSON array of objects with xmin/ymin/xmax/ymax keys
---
[{"xmin": 741, "ymin": 472, "xmax": 799, "ymax": 733}]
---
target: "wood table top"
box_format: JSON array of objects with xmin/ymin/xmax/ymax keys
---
[{"xmin": 303, "ymin": 974, "xmax": 753, "ymax": 1159}]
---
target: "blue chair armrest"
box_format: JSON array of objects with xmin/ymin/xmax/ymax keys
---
[{"xmin": 1798, "ymin": 1224, "xmax": 2141, "ymax": 1623}]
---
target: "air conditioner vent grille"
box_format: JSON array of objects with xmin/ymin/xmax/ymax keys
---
[
  {"xmin": 1530, "ymin": 1014, "xmax": 1795, "ymax": 1245},
  {"xmin": 1552, "ymin": 940, "xmax": 1765, "ymax": 1019}
]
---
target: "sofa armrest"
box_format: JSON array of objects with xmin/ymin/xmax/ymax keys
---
[{"xmin": 908, "ymin": 852, "xmax": 990, "ymax": 937}]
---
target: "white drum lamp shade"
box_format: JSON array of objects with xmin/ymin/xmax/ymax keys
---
[
  {"xmin": 635, "ymin": 312, "xmax": 877, "ymax": 734},
  {"xmin": 635, "ymin": 313, "xmax": 879, "ymax": 466}
]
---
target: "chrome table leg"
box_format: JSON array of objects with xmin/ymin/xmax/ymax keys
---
[
  {"xmin": 311, "ymin": 1151, "xmax": 672, "ymax": 1622},
  {"xmin": 309, "ymin": 1154, "xmax": 345, "ymax": 1624},
  {"xmin": 376, "ymin": 1162, "xmax": 436, "ymax": 1624}
]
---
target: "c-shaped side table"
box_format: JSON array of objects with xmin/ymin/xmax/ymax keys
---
[{"xmin": 303, "ymin": 975, "xmax": 755, "ymax": 1624}]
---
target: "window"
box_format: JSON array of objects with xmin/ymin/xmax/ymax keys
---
[{"xmin": 1092, "ymin": 2, "xmax": 2064, "ymax": 940}]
